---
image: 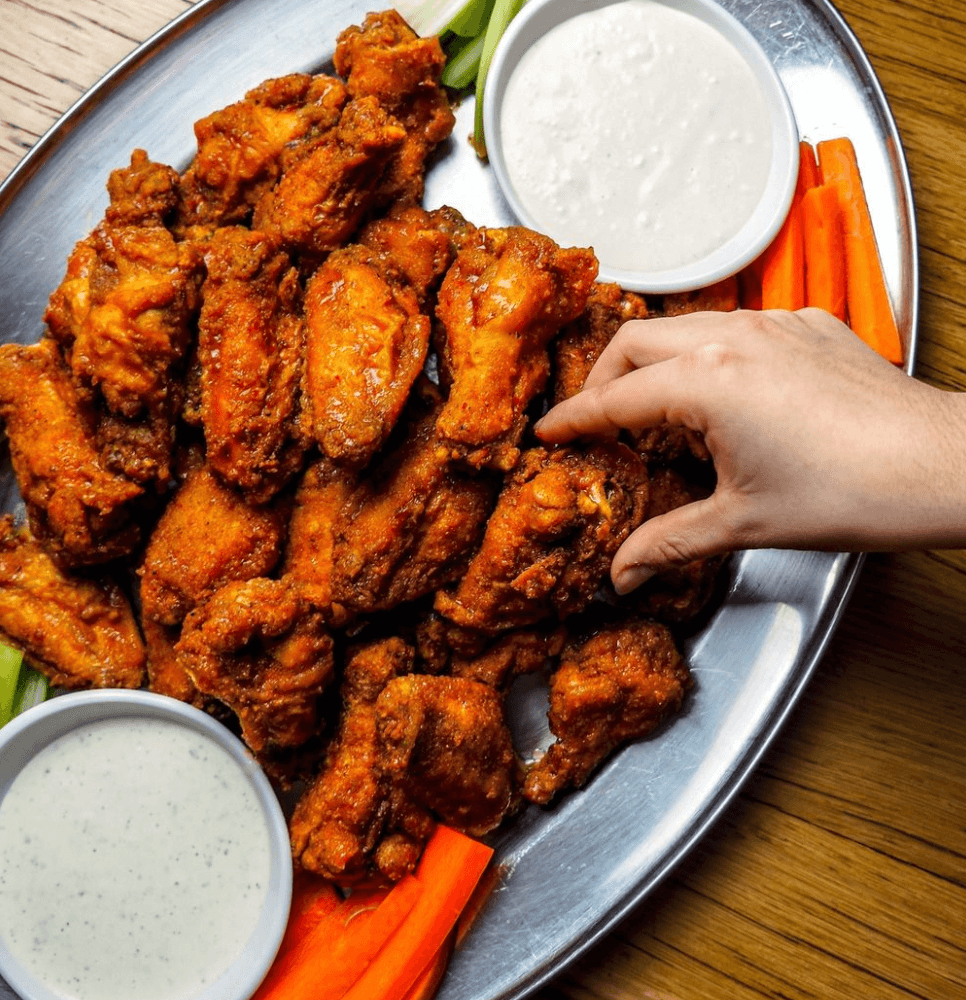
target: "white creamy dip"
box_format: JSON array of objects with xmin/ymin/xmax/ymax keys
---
[
  {"xmin": 499, "ymin": 0, "xmax": 773, "ymax": 273},
  {"xmin": 0, "ymin": 717, "xmax": 273, "ymax": 1000}
]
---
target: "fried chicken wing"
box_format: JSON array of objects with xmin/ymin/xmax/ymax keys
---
[
  {"xmin": 551, "ymin": 282, "xmax": 650, "ymax": 404},
  {"xmin": 290, "ymin": 637, "xmax": 434, "ymax": 885},
  {"xmin": 139, "ymin": 463, "xmax": 287, "ymax": 627},
  {"xmin": 334, "ymin": 9, "xmax": 455, "ymax": 203},
  {"xmin": 175, "ymin": 73, "xmax": 348, "ymax": 233},
  {"xmin": 331, "ymin": 382, "xmax": 497, "ymax": 614},
  {"xmin": 434, "ymin": 442, "xmax": 648, "ymax": 634},
  {"xmin": 0, "ymin": 517, "xmax": 145, "ymax": 689},
  {"xmin": 0, "ymin": 340, "xmax": 142, "ymax": 565},
  {"xmin": 435, "ymin": 227, "xmax": 597, "ymax": 470},
  {"xmin": 252, "ymin": 96, "xmax": 406, "ymax": 259},
  {"xmin": 523, "ymin": 619, "xmax": 691, "ymax": 805},
  {"xmin": 198, "ymin": 227, "xmax": 307, "ymax": 500},
  {"xmin": 44, "ymin": 211, "xmax": 202, "ymax": 423},
  {"xmin": 301, "ymin": 244, "xmax": 429, "ymax": 468},
  {"xmin": 376, "ymin": 674, "xmax": 518, "ymax": 835},
  {"xmin": 176, "ymin": 578, "xmax": 334, "ymax": 752},
  {"xmin": 104, "ymin": 148, "xmax": 180, "ymax": 227}
]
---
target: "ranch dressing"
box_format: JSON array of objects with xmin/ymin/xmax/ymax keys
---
[
  {"xmin": 499, "ymin": 0, "xmax": 772, "ymax": 273},
  {"xmin": 0, "ymin": 717, "xmax": 273, "ymax": 1000}
]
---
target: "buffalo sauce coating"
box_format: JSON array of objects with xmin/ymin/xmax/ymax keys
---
[
  {"xmin": 500, "ymin": 0, "xmax": 772, "ymax": 273},
  {"xmin": 0, "ymin": 718, "xmax": 272, "ymax": 1000}
]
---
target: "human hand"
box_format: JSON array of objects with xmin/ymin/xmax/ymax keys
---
[{"xmin": 535, "ymin": 308, "xmax": 966, "ymax": 594}]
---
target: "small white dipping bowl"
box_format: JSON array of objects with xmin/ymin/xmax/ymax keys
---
[
  {"xmin": 483, "ymin": 0, "xmax": 800, "ymax": 293},
  {"xmin": 0, "ymin": 690, "xmax": 292, "ymax": 1000}
]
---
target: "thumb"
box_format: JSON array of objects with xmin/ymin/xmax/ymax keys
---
[{"xmin": 612, "ymin": 493, "xmax": 739, "ymax": 594}]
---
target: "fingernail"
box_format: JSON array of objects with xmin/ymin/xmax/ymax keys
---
[{"xmin": 614, "ymin": 565, "xmax": 656, "ymax": 595}]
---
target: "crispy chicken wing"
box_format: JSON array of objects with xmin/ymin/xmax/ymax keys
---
[
  {"xmin": 551, "ymin": 282, "xmax": 650, "ymax": 405},
  {"xmin": 331, "ymin": 382, "xmax": 497, "ymax": 614},
  {"xmin": 198, "ymin": 227, "xmax": 307, "ymax": 500},
  {"xmin": 435, "ymin": 442, "xmax": 648, "ymax": 634},
  {"xmin": 104, "ymin": 148, "xmax": 180, "ymax": 227},
  {"xmin": 301, "ymin": 244, "xmax": 429, "ymax": 468},
  {"xmin": 435, "ymin": 227, "xmax": 597, "ymax": 470},
  {"xmin": 139, "ymin": 463, "xmax": 287, "ymax": 627},
  {"xmin": 523, "ymin": 619, "xmax": 691, "ymax": 805},
  {"xmin": 0, "ymin": 340, "xmax": 143, "ymax": 565},
  {"xmin": 376, "ymin": 674, "xmax": 518, "ymax": 835},
  {"xmin": 334, "ymin": 9, "xmax": 455, "ymax": 203},
  {"xmin": 252, "ymin": 96, "xmax": 406, "ymax": 259},
  {"xmin": 176, "ymin": 577, "xmax": 334, "ymax": 753},
  {"xmin": 0, "ymin": 517, "xmax": 145, "ymax": 689},
  {"xmin": 174, "ymin": 73, "xmax": 348, "ymax": 233},
  {"xmin": 290, "ymin": 637, "xmax": 434, "ymax": 885}
]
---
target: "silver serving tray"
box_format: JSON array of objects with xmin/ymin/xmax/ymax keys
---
[{"xmin": 0, "ymin": 1, "xmax": 916, "ymax": 999}]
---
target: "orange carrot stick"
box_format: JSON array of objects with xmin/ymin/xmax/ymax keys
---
[
  {"xmin": 801, "ymin": 183, "xmax": 847, "ymax": 322},
  {"xmin": 760, "ymin": 196, "xmax": 805, "ymax": 311},
  {"xmin": 816, "ymin": 136, "xmax": 903, "ymax": 364},
  {"xmin": 340, "ymin": 826, "xmax": 494, "ymax": 1000},
  {"xmin": 276, "ymin": 870, "xmax": 342, "ymax": 959},
  {"xmin": 252, "ymin": 875, "xmax": 423, "ymax": 1000},
  {"xmin": 398, "ymin": 930, "xmax": 455, "ymax": 1000},
  {"xmin": 798, "ymin": 140, "xmax": 820, "ymax": 194}
]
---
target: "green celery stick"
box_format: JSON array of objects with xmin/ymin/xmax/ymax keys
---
[
  {"xmin": 0, "ymin": 644, "xmax": 24, "ymax": 728},
  {"xmin": 12, "ymin": 667, "xmax": 49, "ymax": 718},
  {"xmin": 442, "ymin": 32, "xmax": 485, "ymax": 89},
  {"xmin": 473, "ymin": 0, "xmax": 527, "ymax": 157},
  {"xmin": 446, "ymin": 0, "xmax": 494, "ymax": 38}
]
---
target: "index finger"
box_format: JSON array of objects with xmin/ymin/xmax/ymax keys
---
[{"xmin": 582, "ymin": 310, "xmax": 743, "ymax": 391}]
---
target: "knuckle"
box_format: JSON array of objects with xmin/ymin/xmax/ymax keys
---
[{"xmin": 649, "ymin": 530, "xmax": 700, "ymax": 569}]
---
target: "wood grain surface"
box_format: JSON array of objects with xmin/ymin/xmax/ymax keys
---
[{"xmin": 2, "ymin": 1, "xmax": 965, "ymax": 998}]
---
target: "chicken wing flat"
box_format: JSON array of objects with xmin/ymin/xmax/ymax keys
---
[
  {"xmin": 198, "ymin": 227, "xmax": 307, "ymax": 500},
  {"xmin": 331, "ymin": 382, "xmax": 497, "ymax": 615},
  {"xmin": 138, "ymin": 463, "xmax": 287, "ymax": 627},
  {"xmin": 376, "ymin": 674, "xmax": 518, "ymax": 835},
  {"xmin": 301, "ymin": 244, "xmax": 429, "ymax": 468},
  {"xmin": 435, "ymin": 227, "xmax": 598, "ymax": 470},
  {"xmin": 523, "ymin": 619, "xmax": 691, "ymax": 805},
  {"xmin": 282, "ymin": 457, "xmax": 358, "ymax": 622},
  {"xmin": 290, "ymin": 637, "xmax": 434, "ymax": 885},
  {"xmin": 174, "ymin": 73, "xmax": 348, "ymax": 233},
  {"xmin": 434, "ymin": 442, "xmax": 648, "ymax": 634},
  {"xmin": 252, "ymin": 96, "xmax": 406, "ymax": 260},
  {"xmin": 659, "ymin": 274, "xmax": 739, "ymax": 316},
  {"xmin": 0, "ymin": 517, "xmax": 145, "ymax": 689},
  {"xmin": 333, "ymin": 9, "xmax": 455, "ymax": 204},
  {"xmin": 0, "ymin": 340, "xmax": 142, "ymax": 565},
  {"xmin": 176, "ymin": 577, "xmax": 334, "ymax": 753},
  {"xmin": 551, "ymin": 282, "xmax": 650, "ymax": 405}
]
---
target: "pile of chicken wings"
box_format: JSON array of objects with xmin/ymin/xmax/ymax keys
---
[{"xmin": 0, "ymin": 9, "xmax": 728, "ymax": 886}]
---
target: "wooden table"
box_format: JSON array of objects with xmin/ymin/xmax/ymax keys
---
[{"xmin": 2, "ymin": 1, "xmax": 964, "ymax": 998}]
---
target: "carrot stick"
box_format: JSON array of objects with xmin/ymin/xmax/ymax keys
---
[
  {"xmin": 760, "ymin": 195, "xmax": 805, "ymax": 310},
  {"xmin": 252, "ymin": 875, "xmax": 423, "ymax": 1000},
  {"xmin": 798, "ymin": 140, "xmax": 820, "ymax": 194},
  {"xmin": 801, "ymin": 183, "xmax": 848, "ymax": 322},
  {"xmin": 737, "ymin": 258, "xmax": 763, "ymax": 310},
  {"xmin": 276, "ymin": 870, "xmax": 342, "ymax": 959},
  {"xmin": 759, "ymin": 141, "xmax": 825, "ymax": 312},
  {"xmin": 398, "ymin": 929, "xmax": 455, "ymax": 1000},
  {"xmin": 340, "ymin": 826, "xmax": 494, "ymax": 1000},
  {"xmin": 816, "ymin": 136, "xmax": 903, "ymax": 364}
]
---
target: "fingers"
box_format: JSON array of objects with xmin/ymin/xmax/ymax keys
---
[
  {"xmin": 581, "ymin": 310, "xmax": 743, "ymax": 391},
  {"xmin": 535, "ymin": 356, "xmax": 698, "ymax": 444},
  {"xmin": 611, "ymin": 493, "xmax": 737, "ymax": 594}
]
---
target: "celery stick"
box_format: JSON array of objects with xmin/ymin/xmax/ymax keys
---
[
  {"xmin": 447, "ymin": 0, "xmax": 495, "ymax": 38},
  {"xmin": 12, "ymin": 667, "xmax": 49, "ymax": 718},
  {"xmin": 442, "ymin": 32, "xmax": 485, "ymax": 89},
  {"xmin": 0, "ymin": 645, "xmax": 23, "ymax": 728},
  {"xmin": 473, "ymin": 0, "xmax": 527, "ymax": 157}
]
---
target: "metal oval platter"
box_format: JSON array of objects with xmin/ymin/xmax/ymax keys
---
[{"xmin": 0, "ymin": 1, "xmax": 916, "ymax": 999}]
